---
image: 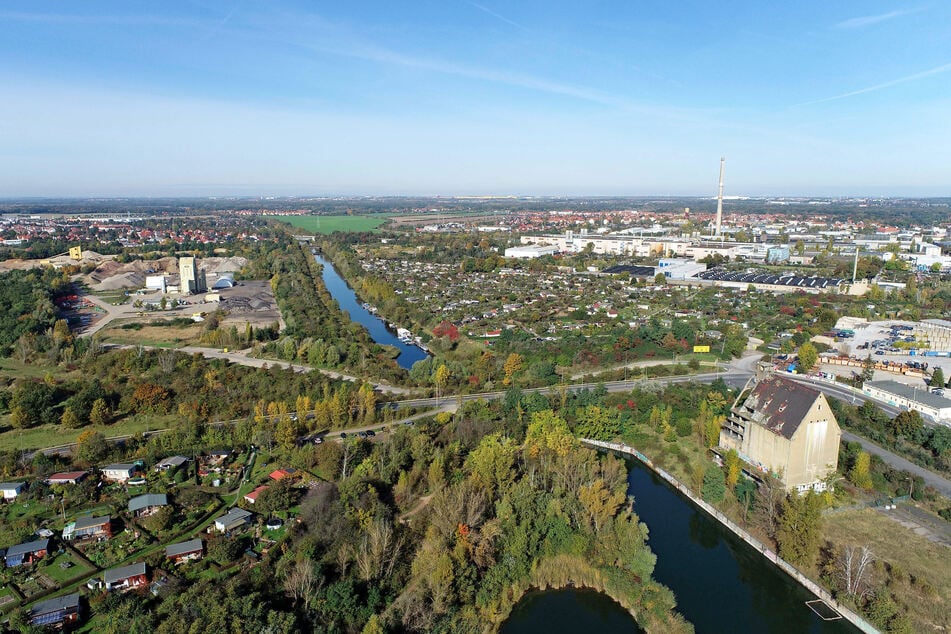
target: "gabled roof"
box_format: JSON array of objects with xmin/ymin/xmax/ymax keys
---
[
  {"xmin": 739, "ymin": 377, "xmax": 823, "ymax": 440},
  {"xmin": 216, "ymin": 507, "xmax": 252, "ymax": 526},
  {"xmin": 244, "ymin": 485, "xmax": 268, "ymax": 502},
  {"xmin": 5, "ymin": 539, "xmax": 49, "ymax": 558},
  {"xmin": 74, "ymin": 515, "xmax": 110, "ymax": 530},
  {"xmin": 103, "ymin": 562, "xmax": 146, "ymax": 584},
  {"xmin": 47, "ymin": 471, "xmax": 87, "ymax": 482},
  {"xmin": 128, "ymin": 493, "xmax": 168, "ymax": 513},
  {"xmin": 102, "ymin": 463, "xmax": 136, "ymax": 472},
  {"xmin": 268, "ymin": 468, "xmax": 296, "ymax": 481},
  {"xmin": 29, "ymin": 592, "xmax": 80, "ymax": 616},
  {"xmin": 0, "ymin": 482, "xmax": 25, "ymax": 491},
  {"xmin": 155, "ymin": 456, "xmax": 187, "ymax": 469},
  {"xmin": 165, "ymin": 538, "xmax": 203, "ymax": 558}
]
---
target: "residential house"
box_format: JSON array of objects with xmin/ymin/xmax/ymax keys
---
[
  {"xmin": 0, "ymin": 482, "xmax": 26, "ymax": 500},
  {"xmin": 720, "ymin": 376, "xmax": 841, "ymax": 493},
  {"xmin": 103, "ymin": 562, "xmax": 148, "ymax": 591},
  {"xmin": 63, "ymin": 516, "xmax": 112, "ymax": 541},
  {"xmin": 46, "ymin": 471, "xmax": 87, "ymax": 485},
  {"xmin": 128, "ymin": 493, "xmax": 168, "ymax": 517},
  {"xmin": 101, "ymin": 463, "xmax": 137, "ymax": 482},
  {"xmin": 4, "ymin": 539, "xmax": 49, "ymax": 567},
  {"xmin": 244, "ymin": 485, "xmax": 268, "ymax": 505},
  {"xmin": 154, "ymin": 456, "xmax": 188, "ymax": 471},
  {"xmin": 28, "ymin": 593, "xmax": 81, "ymax": 627},
  {"xmin": 213, "ymin": 507, "xmax": 252, "ymax": 533},
  {"xmin": 165, "ymin": 538, "xmax": 203, "ymax": 564},
  {"xmin": 268, "ymin": 468, "xmax": 297, "ymax": 481}
]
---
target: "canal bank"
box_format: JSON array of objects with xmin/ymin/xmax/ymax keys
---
[
  {"xmin": 583, "ymin": 439, "xmax": 878, "ymax": 634},
  {"xmin": 312, "ymin": 253, "xmax": 429, "ymax": 370}
]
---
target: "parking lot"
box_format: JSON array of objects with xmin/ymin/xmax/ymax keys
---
[{"xmin": 831, "ymin": 318, "xmax": 948, "ymax": 388}]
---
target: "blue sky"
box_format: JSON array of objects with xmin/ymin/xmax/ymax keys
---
[{"xmin": 1, "ymin": 1, "xmax": 949, "ymax": 197}]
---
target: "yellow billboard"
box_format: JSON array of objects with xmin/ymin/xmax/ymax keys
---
[
  {"xmin": 693, "ymin": 345, "xmax": 710, "ymax": 353},
  {"xmin": 68, "ymin": 246, "xmax": 83, "ymax": 260}
]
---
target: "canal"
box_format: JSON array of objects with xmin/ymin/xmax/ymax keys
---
[
  {"xmin": 504, "ymin": 458, "xmax": 859, "ymax": 634},
  {"xmin": 313, "ymin": 254, "xmax": 428, "ymax": 370}
]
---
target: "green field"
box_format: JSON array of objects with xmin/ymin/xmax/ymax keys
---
[
  {"xmin": 0, "ymin": 413, "xmax": 177, "ymax": 453},
  {"xmin": 279, "ymin": 215, "xmax": 388, "ymax": 234}
]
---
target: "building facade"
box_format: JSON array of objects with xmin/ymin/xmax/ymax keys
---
[{"xmin": 720, "ymin": 376, "xmax": 841, "ymax": 492}]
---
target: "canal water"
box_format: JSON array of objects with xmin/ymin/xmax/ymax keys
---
[
  {"xmin": 503, "ymin": 458, "xmax": 859, "ymax": 634},
  {"xmin": 313, "ymin": 254, "xmax": 429, "ymax": 370}
]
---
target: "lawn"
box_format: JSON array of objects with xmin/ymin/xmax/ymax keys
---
[
  {"xmin": 279, "ymin": 215, "xmax": 388, "ymax": 234},
  {"xmin": 0, "ymin": 357, "xmax": 79, "ymax": 381},
  {"xmin": 41, "ymin": 551, "xmax": 94, "ymax": 584},
  {"xmin": 824, "ymin": 508, "xmax": 949, "ymax": 633},
  {"xmin": 0, "ymin": 413, "xmax": 177, "ymax": 452}
]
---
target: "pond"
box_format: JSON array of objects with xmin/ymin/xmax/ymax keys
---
[
  {"xmin": 501, "ymin": 588, "xmax": 642, "ymax": 633},
  {"xmin": 313, "ymin": 253, "xmax": 429, "ymax": 370}
]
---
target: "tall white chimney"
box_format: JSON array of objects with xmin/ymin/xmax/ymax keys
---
[{"xmin": 715, "ymin": 157, "xmax": 725, "ymax": 238}]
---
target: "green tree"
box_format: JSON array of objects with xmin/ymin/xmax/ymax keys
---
[
  {"xmin": 797, "ymin": 342, "xmax": 818, "ymax": 373},
  {"xmin": 776, "ymin": 491, "xmax": 823, "ymax": 566},
  {"xmin": 701, "ymin": 464, "xmax": 726, "ymax": 503},
  {"xmin": 860, "ymin": 354, "xmax": 875, "ymax": 384},
  {"xmin": 574, "ymin": 405, "xmax": 619, "ymax": 441},
  {"xmin": 75, "ymin": 430, "xmax": 109, "ymax": 465},
  {"xmin": 931, "ymin": 367, "xmax": 945, "ymax": 390},
  {"xmin": 890, "ymin": 409, "xmax": 923, "ymax": 438}
]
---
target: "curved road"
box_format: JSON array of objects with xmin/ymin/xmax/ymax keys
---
[{"xmin": 784, "ymin": 374, "xmax": 951, "ymax": 498}]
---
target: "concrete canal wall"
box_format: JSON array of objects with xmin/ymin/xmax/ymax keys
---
[{"xmin": 581, "ymin": 438, "xmax": 880, "ymax": 634}]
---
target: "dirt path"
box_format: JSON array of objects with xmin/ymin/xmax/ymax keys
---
[{"xmin": 398, "ymin": 494, "xmax": 434, "ymax": 524}]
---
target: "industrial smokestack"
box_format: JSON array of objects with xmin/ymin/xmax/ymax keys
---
[{"xmin": 715, "ymin": 157, "xmax": 725, "ymax": 238}]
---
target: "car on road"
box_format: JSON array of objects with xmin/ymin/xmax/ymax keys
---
[
  {"xmin": 366, "ymin": 430, "xmax": 376, "ymax": 437},
  {"xmin": 339, "ymin": 432, "xmax": 348, "ymax": 439},
  {"xmin": 357, "ymin": 431, "xmax": 368, "ymax": 439}
]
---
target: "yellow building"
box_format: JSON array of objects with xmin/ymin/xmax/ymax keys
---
[
  {"xmin": 720, "ymin": 376, "xmax": 840, "ymax": 493},
  {"xmin": 68, "ymin": 246, "xmax": 83, "ymax": 260}
]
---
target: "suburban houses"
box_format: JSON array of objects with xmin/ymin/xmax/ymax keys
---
[
  {"xmin": 101, "ymin": 463, "xmax": 138, "ymax": 482},
  {"xmin": 63, "ymin": 515, "xmax": 112, "ymax": 542},
  {"xmin": 4, "ymin": 539, "xmax": 49, "ymax": 567},
  {"xmin": 46, "ymin": 471, "xmax": 88, "ymax": 485},
  {"xmin": 103, "ymin": 562, "xmax": 149, "ymax": 591},
  {"xmin": 165, "ymin": 538, "xmax": 204, "ymax": 564},
  {"xmin": 27, "ymin": 593, "xmax": 82, "ymax": 627},
  {"xmin": 213, "ymin": 507, "xmax": 253, "ymax": 533},
  {"xmin": 128, "ymin": 493, "xmax": 169, "ymax": 517},
  {"xmin": 0, "ymin": 482, "xmax": 25, "ymax": 500},
  {"xmin": 720, "ymin": 376, "xmax": 841, "ymax": 493}
]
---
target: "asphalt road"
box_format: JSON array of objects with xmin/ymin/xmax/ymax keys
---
[{"xmin": 784, "ymin": 374, "xmax": 951, "ymax": 498}]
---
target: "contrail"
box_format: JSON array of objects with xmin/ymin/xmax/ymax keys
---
[
  {"xmin": 795, "ymin": 60, "xmax": 951, "ymax": 106},
  {"xmin": 466, "ymin": 1, "xmax": 528, "ymax": 31}
]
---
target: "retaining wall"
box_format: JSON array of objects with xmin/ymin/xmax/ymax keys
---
[{"xmin": 582, "ymin": 438, "xmax": 880, "ymax": 634}]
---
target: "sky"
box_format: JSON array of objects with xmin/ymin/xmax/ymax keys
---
[{"xmin": 1, "ymin": 1, "xmax": 949, "ymax": 197}]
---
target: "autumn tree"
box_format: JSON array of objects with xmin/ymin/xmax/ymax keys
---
[
  {"xmin": 433, "ymin": 364, "xmax": 450, "ymax": 401},
  {"xmin": 848, "ymin": 451, "xmax": 873, "ymax": 489},
  {"xmin": 797, "ymin": 342, "xmax": 818, "ymax": 373},
  {"xmin": 578, "ymin": 478, "xmax": 626, "ymax": 532},
  {"xmin": 130, "ymin": 382, "xmax": 171, "ymax": 414},
  {"xmin": 502, "ymin": 353, "xmax": 523, "ymax": 386},
  {"xmin": 723, "ymin": 449, "xmax": 742, "ymax": 490},
  {"xmin": 60, "ymin": 407, "xmax": 83, "ymax": 429},
  {"xmin": 89, "ymin": 398, "xmax": 111, "ymax": 425}
]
